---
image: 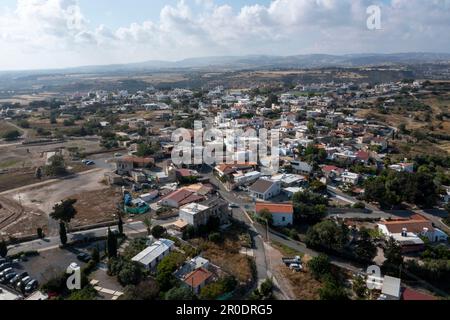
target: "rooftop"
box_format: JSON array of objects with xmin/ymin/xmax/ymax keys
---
[
  {"xmin": 256, "ymin": 203, "xmax": 294, "ymax": 215},
  {"xmin": 132, "ymin": 239, "xmax": 174, "ymax": 266},
  {"xmin": 183, "ymin": 268, "xmax": 213, "ymax": 288},
  {"xmin": 249, "ymin": 179, "xmax": 278, "ymax": 194}
]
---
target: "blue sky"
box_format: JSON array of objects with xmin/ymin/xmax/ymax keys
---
[{"xmin": 0, "ymin": 0, "xmax": 449, "ymax": 70}]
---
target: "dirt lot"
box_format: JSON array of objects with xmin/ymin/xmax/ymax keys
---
[
  {"xmin": 0, "ymin": 195, "xmax": 48, "ymax": 238},
  {"xmin": 191, "ymin": 237, "xmax": 253, "ymax": 284},
  {"xmin": 70, "ymin": 187, "xmax": 122, "ymax": 228},
  {"xmin": 0, "ymin": 168, "xmax": 113, "ymax": 237}
]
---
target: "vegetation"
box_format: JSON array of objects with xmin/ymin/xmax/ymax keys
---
[
  {"xmin": 165, "ymin": 286, "xmax": 195, "ymax": 300},
  {"xmin": 59, "ymin": 222, "xmax": 68, "ymax": 246},
  {"xmin": 2, "ymin": 130, "xmax": 21, "ymax": 141},
  {"xmin": 44, "ymin": 155, "xmax": 67, "ymax": 176},
  {"xmin": 0, "ymin": 239, "xmax": 8, "ymax": 258},
  {"xmin": 107, "ymin": 228, "xmax": 118, "ymax": 258},
  {"xmin": 292, "ymin": 191, "xmax": 328, "ymax": 223},
  {"xmin": 199, "ymin": 276, "xmax": 238, "ymax": 300},
  {"xmin": 50, "ymin": 199, "xmax": 77, "ymax": 224}
]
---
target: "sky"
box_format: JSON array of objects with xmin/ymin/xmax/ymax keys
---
[{"xmin": 0, "ymin": 0, "xmax": 450, "ymax": 71}]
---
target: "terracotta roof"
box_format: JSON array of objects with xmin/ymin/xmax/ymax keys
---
[
  {"xmin": 322, "ymin": 165, "xmax": 343, "ymax": 173},
  {"xmin": 356, "ymin": 151, "xmax": 370, "ymax": 161},
  {"xmin": 184, "ymin": 268, "xmax": 213, "ymax": 288},
  {"xmin": 381, "ymin": 215, "xmax": 434, "ymax": 234},
  {"xmin": 402, "ymin": 288, "xmax": 437, "ymax": 301},
  {"xmin": 161, "ymin": 188, "xmax": 194, "ymax": 203},
  {"xmin": 122, "ymin": 156, "xmax": 155, "ymax": 166},
  {"xmin": 256, "ymin": 203, "xmax": 294, "ymax": 215}
]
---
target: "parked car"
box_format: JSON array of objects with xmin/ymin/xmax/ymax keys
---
[
  {"xmin": 289, "ymin": 263, "xmax": 303, "ymax": 272},
  {"xmin": 0, "ymin": 262, "xmax": 12, "ymax": 272},
  {"xmin": 17, "ymin": 276, "xmax": 32, "ymax": 290},
  {"xmin": 114, "ymin": 153, "xmax": 123, "ymax": 157},
  {"xmin": 229, "ymin": 203, "xmax": 239, "ymax": 209},
  {"xmin": 24, "ymin": 279, "xmax": 39, "ymax": 294},
  {"xmin": 0, "ymin": 272, "xmax": 17, "ymax": 284},
  {"xmin": 0, "ymin": 258, "xmax": 7, "ymax": 265},
  {"xmin": 9, "ymin": 272, "xmax": 28, "ymax": 287},
  {"xmin": 82, "ymin": 159, "xmax": 95, "ymax": 166},
  {"xmin": 0, "ymin": 267, "xmax": 13, "ymax": 277},
  {"xmin": 77, "ymin": 253, "xmax": 91, "ymax": 263}
]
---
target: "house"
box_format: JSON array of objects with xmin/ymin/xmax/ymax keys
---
[
  {"xmin": 159, "ymin": 188, "xmax": 205, "ymax": 208},
  {"xmin": 174, "ymin": 256, "xmax": 210, "ymax": 280},
  {"xmin": 249, "ymin": 179, "xmax": 281, "ymax": 201},
  {"xmin": 183, "ymin": 268, "xmax": 214, "ymax": 295},
  {"xmin": 379, "ymin": 276, "xmax": 402, "ymax": 300},
  {"xmin": 389, "ymin": 162, "xmax": 414, "ymax": 173},
  {"xmin": 256, "ymin": 203, "xmax": 294, "ymax": 227},
  {"xmin": 378, "ymin": 215, "xmax": 448, "ymax": 252},
  {"xmin": 321, "ymin": 165, "xmax": 345, "ymax": 180},
  {"xmin": 355, "ymin": 150, "xmax": 370, "ymax": 164},
  {"xmin": 290, "ymin": 160, "xmax": 313, "ymax": 175},
  {"xmin": 115, "ymin": 156, "xmax": 155, "ymax": 175},
  {"xmin": 271, "ymin": 173, "xmax": 306, "ymax": 188},
  {"xmin": 132, "ymin": 239, "xmax": 174, "ymax": 271},
  {"xmin": 341, "ymin": 171, "xmax": 361, "ymax": 185},
  {"xmin": 179, "ymin": 197, "xmax": 229, "ymax": 228},
  {"xmin": 104, "ymin": 172, "xmax": 123, "ymax": 185}
]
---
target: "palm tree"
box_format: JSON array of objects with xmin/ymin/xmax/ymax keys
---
[{"xmin": 143, "ymin": 217, "xmax": 152, "ymax": 235}]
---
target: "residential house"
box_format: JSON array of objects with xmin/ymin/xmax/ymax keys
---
[
  {"xmin": 183, "ymin": 268, "xmax": 214, "ymax": 295},
  {"xmin": 131, "ymin": 239, "xmax": 175, "ymax": 271},
  {"xmin": 290, "ymin": 160, "xmax": 313, "ymax": 175},
  {"xmin": 249, "ymin": 179, "xmax": 282, "ymax": 201},
  {"xmin": 341, "ymin": 171, "xmax": 361, "ymax": 185},
  {"xmin": 159, "ymin": 188, "xmax": 205, "ymax": 208},
  {"xmin": 115, "ymin": 156, "xmax": 155, "ymax": 175},
  {"xmin": 179, "ymin": 197, "xmax": 229, "ymax": 228},
  {"xmin": 378, "ymin": 215, "xmax": 448, "ymax": 252},
  {"xmin": 256, "ymin": 203, "xmax": 294, "ymax": 227}
]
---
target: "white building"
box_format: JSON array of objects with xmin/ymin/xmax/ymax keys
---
[{"xmin": 132, "ymin": 239, "xmax": 175, "ymax": 271}]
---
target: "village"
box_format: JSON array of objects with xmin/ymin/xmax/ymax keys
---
[{"xmin": 1, "ymin": 77, "xmax": 450, "ymax": 301}]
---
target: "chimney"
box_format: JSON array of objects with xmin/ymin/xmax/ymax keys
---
[{"xmin": 402, "ymin": 228, "xmax": 408, "ymax": 237}]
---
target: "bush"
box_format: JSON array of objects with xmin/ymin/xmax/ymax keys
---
[
  {"xmin": 165, "ymin": 286, "xmax": 195, "ymax": 300},
  {"xmin": 308, "ymin": 254, "xmax": 331, "ymax": 280},
  {"xmin": 151, "ymin": 225, "xmax": 166, "ymax": 239},
  {"xmin": 208, "ymin": 232, "xmax": 222, "ymax": 243},
  {"xmin": 353, "ymin": 202, "xmax": 366, "ymax": 209}
]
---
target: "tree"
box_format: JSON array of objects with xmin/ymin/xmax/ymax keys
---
[
  {"xmin": 122, "ymin": 279, "xmax": 160, "ymax": 300},
  {"xmin": 37, "ymin": 228, "xmax": 44, "ymax": 239},
  {"xmin": 308, "ymin": 254, "xmax": 331, "ymax": 280},
  {"xmin": 143, "ymin": 217, "xmax": 152, "ymax": 235},
  {"xmin": 50, "ymin": 199, "xmax": 77, "ymax": 224},
  {"xmin": 208, "ymin": 232, "xmax": 222, "ymax": 243},
  {"xmin": 59, "ymin": 222, "xmax": 68, "ymax": 246},
  {"xmin": 156, "ymin": 252, "xmax": 186, "ymax": 291},
  {"xmin": 118, "ymin": 215, "xmax": 124, "ymax": 236},
  {"xmin": 319, "ymin": 276, "xmax": 349, "ymax": 300},
  {"xmin": 151, "ymin": 225, "xmax": 166, "ymax": 239},
  {"xmin": 107, "ymin": 228, "xmax": 118, "ymax": 258},
  {"xmin": 354, "ymin": 228, "xmax": 377, "ymax": 263},
  {"xmin": 0, "ymin": 239, "xmax": 8, "ymax": 258},
  {"xmin": 44, "ymin": 155, "xmax": 67, "ymax": 176},
  {"xmin": 352, "ymin": 275, "xmax": 368, "ymax": 299},
  {"xmin": 35, "ymin": 167, "xmax": 42, "ymax": 180},
  {"xmin": 383, "ymin": 237, "xmax": 403, "ymax": 270},
  {"xmin": 258, "ymin": 208, "xmax": 273, "ymax": 226},
  {"xmin": 2, "ymin": 130, "xmax": 21, "ymax": 141},
  {"xmin": 305, "ymin": 221, "xmax": 347, "ymax": 252},
  {"xmin": 165, "ymin": 286, "xmax": 195, "ymax": 300},
  {"xmin": 91, "ymin": 246, "xmax": 100, "ymax": 263},
  {"xmin": 118, "ymin": 263, "xmax": 142, "ymax": 286}
]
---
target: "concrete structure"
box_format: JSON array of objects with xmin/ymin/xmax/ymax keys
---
[
  {"xmin": 132, "ymin": 239, "xmax": 174, "ymax": 271},
  {"xmin": 256, "ymin": 203, "xmax": 294, "ymax": 227},
  {"xmin": 249, "ymin": 179, "xmax": 281, "ymax": 201}
]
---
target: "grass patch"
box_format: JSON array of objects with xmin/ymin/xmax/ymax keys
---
[{"xmin": 271, "ymin": 241, "xmax": 304, "ymax": 257}]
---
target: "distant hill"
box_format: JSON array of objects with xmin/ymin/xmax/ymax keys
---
[{"xmin": 2, "ymin": 52, "xmax": 450, "ymax": 76}]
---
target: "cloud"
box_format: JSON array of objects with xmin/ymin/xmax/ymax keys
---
[{"xmin": 1, "ymin": 0, "xmax": 450, "ymax": 70}]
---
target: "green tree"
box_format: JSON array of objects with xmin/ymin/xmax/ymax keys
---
[
  {"xmin": 118, "ymin": 215, "xmax": 124, "ymax": 236},
  {"xmin": 2, "ymin": 130, "xmax": 21, "ymax": 141},
  {"xmin": 107, "ymin": 228, "xmax": 118, "ymax": 258},
  {"xmin": 118, "ymin": 263, "xmax": 142, "ymax": 286},
  {"xmin": 151, "ymin": 225, "xmax": 166, "ymax": 239},
  {"xmin": 308, "ymin": 254, "xmax": 331, "ymax": 280},
  {"xmin": 352, "ymin": 275, "xmax": 368, "ymax": 299},
  {"xmin": 165, "ymin": 286, "xmax": 195, "ymax": 300},
  {"xmin": 143, "ymin": 217, "xmax": 152, "ymax": 235},
  {"xmin": 59, "ymin": 222, "xmax": 68, "ymax": 246},
  {"xmin": 258, "ymin": 208, "xmax": 273, "ymax": 226},
  {"xmin": 122, "ymin": 279, "xmax": 160, "ymax": 300},
  {"xmin": 35, "ymin": 167, "xmax": 43, "ymax": 180},
  {"xmin": 0, "ymin": 239, "xmax": 8, "ymax": 258},
  {"xmin": 305, "ymin": 221, "xmax": 347, "ymax": 252},
  {"xmin": 354, "ymin": 228, "xmax": 377, "ymax": 263},
  {"xmin": 319, "ymin": 276, "xmax": 349, "ymax": 300},
  {"xmin": 44, "ymin": 155, "xmax": 67, "ymax": 176},
  {"xmin": 37, "ymin": 228, "xmax": 44, "ymax": 239},
  {"xmin": 50, "ymin": 199, "xmax": 77, "ymax": 224},
  {"xmin": 156, "ymin": 252, "xmax": 186, "ymax": 291},
  {"xmin": 383, "ymin": 237, "xmax": 403, "ymax": 270}
]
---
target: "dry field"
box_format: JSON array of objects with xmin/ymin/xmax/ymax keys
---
[{"xmin": 191, "ymin": 237, "xmax": 253, "ymax": 283}]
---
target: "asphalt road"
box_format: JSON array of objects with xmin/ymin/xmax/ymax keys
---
[{"xmin": 7, "ymin": 218, "xmax": 176, "ymax": 256}]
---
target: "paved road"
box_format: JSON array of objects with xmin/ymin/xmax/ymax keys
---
[{"xmin": 7, "ymin": 218, "xmax": 176, "ymax": 256}]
